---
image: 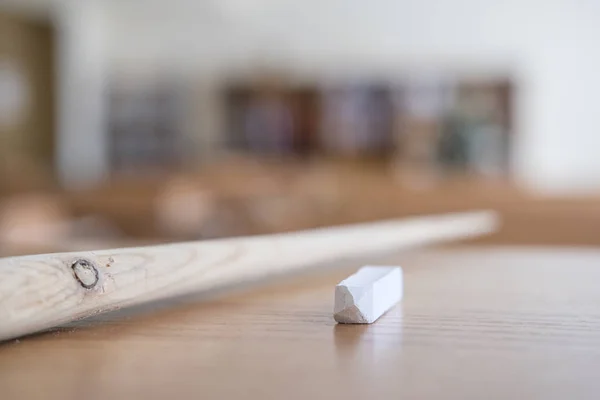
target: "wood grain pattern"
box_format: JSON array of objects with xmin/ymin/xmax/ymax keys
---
[
  {"xmin": 0, "ymin": 211, "xmax": 496, "ymax": 341},
  {"xmin": 2, "ymin": 246, "xmax": 600, "ymax": 400}
]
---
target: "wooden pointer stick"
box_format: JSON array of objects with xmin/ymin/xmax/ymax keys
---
[{"xmin": 0, "ymin": 210, "xmax": 498, "ymax": 341}]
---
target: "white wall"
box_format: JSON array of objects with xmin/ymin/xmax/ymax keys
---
[
  {"xmin": 54, "ymin": 0, "xmax": 109, "ymax": 188},
  {"xmin": 55, "ymin": 0, "xmax": 600, "ymax": 193},
  {"xmin": 509, "ymin": 1, "xmax": 600, "ymax": 194},
  {"xmin": 106, "ymin": 0, "xmax": 524, "ymax": 74}
]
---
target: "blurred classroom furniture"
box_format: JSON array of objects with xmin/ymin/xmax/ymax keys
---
[
  {"xmin": 5, "ymin": 155, "xmax": 600, "ymax": 255},
  {"xmin": 0, "ymin": 11, "xmax": 55, "ymax": 194}
]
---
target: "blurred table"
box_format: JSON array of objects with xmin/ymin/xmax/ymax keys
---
[{"xmin": 2, "ymin": 246, "xmax": 600, "ymax": 399}]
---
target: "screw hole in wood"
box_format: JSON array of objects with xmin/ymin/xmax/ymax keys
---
[{"xmin": 71, "ymin": 259, "xmax": 99, "ymax": 289}]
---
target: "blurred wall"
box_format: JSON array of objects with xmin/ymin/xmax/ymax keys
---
[
  {"xmin": 54, "ymin": 0, "xmax": 600, "ymax": 194},
  {"xmin": 54, "ymin": 1, "xmax": 108, "ymax": 188}
]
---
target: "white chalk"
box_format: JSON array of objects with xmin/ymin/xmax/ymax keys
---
[{"xmin": 334, "ymin": 266, "xmax": 403, "ymax": 324}]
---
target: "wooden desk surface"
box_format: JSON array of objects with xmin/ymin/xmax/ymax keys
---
[{"xmin": 2, "ymin": 246, "xmax": 600, "ymax": 399}]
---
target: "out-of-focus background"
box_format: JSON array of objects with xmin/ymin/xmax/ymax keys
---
[{"xmin": 1, "ymin": 0, "xmax": 600, "ymax": 256}]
